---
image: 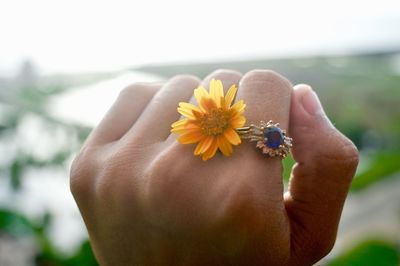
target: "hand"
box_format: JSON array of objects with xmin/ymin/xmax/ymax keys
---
[{"xmin": 70, "ymin": 70, "xmax": 359, "ymax": 265}]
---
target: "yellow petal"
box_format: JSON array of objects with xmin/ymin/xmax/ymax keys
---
[
  {"xmin": 199, "ymin": 97, "xmax": 217, "ymax": 113},
  {"xmin": 171, "ymin": 127, "xmax": 185, "ymax": 133},
  {"xmin": 194, "ymin": 86, "xmax": 209, "ymax": 110},
  {"xmin": 225, "ymin": 84, "xmax": 237, "ymax": 107},
  {"xmin": 231, "ymin": 115, "xmax": 246, "ymax": 128},
  {"xmin": 171, "ymin": 125, "xmax": 200, "ymax": 134},
  {"xmin": 230, "ymin": 109, "xmax": 246, "ymax": 123},
  {"xmin": 194, "ymin": 136, "xmax": 213, "ymax": 155},
  {"xmin": 202, "ymin": 138, "xmax": 218, "ymax": 161},
  {"xmin": 209, "ymin": 79, "xmax": 224, "ymax": 107},
  {"xmin": 171, "ymin": 119, "xmax": 188, "ymax": 128},
  {"xmin": 231, "ymin": 100, "xmax": 246, "ymax": 113},
  {"xmin": 177, "ymin": 107, "xmax": 196, "ymax": 119},
  {"xmin": 179, "ymin": 102, "xmax": 202, "ymax": 113},
  {"xmin": 217, "ymin": 136, "xmax": 233, "ymax": 156},
  {"xmin": 224, "ymin": 128, "xmax": 241, "ymax": 145},
  {"xmin": 172, "ymin": 121, "xmax": 201, "ymax": 133},
  {"xmin": 220, "ymin": 96, "xmax": 226, "ymax": 109},
  {"xmin": 178, "ymin": 132, "xmax": 203, "ymax": 144},
  {"xmin": 191, "ymin": 110, "xmax": 203, "ymax": 120}
]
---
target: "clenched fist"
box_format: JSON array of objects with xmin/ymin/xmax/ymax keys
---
[{"xmin": 70, "ymin": 70, "xmax": 359, "ymax": 265}]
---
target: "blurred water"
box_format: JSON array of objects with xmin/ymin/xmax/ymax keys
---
[{"xmin": 50, "ymin": 71, "xmax": 163, "ymax": 126}]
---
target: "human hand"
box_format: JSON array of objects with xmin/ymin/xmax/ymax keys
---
[{"xmin": 70, "ymin": 70, "xmax": 359, "ymax": 265}]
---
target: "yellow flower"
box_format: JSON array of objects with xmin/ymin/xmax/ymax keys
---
[{"xmin": 171, "ymin": 79, "xmax": 246, "ymax": 161}]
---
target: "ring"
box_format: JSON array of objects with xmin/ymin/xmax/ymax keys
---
[
  {"xmin": 171, "ymin": 79, "xmax": 292, "ymax": 160},
  {"xmin": 236, "ymin": 120, "xmax": 292, "ymax": 158}
]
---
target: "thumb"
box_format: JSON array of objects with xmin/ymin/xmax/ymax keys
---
[{"xmin": 285, "ymin": 85, "xmax": 359, "ymax": 264}]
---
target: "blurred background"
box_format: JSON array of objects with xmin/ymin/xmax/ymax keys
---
[{"xmin": 1, "ymin": 0, "xmax": 399, "ymax": 265}]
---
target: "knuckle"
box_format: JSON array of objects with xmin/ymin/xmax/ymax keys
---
[
  {"xmin": 169, "ymin": 74, "xmax": 200, "ymax": 84},
  {"xmin": 160, "ymin": 75, "xmax": 200, "ymax": 96},
  {"xmin": 119, "ymin": 83, "xmax": 142, "ymax": 96},
  {"xmin": 214, "ymin": 68, "xmax": 242, "ymax": 75},
  {"xmin": 325, "ymin": 131, "xmax": 359, "ymax": 165},
  {"xmin": 241, "ymin": 69, "xmax": 292, "ymax": 94},
  {"xmin": 310, "ymin": 235, "xmax": 336, "ymax": 261},
  {"xmin": 118, "ymin": 82, "xmax": 157, "ymax": 99},
  {"xmin": 318, "ymin": 130, "xmax": 360, "ymax": 181},
  {"xmin": 341, "ymin": 139, "xmax": 359, "ymax": 165},
  {"xmin": 70, "ymin": 146, "xmax": 96, "ymax": 198},
  {"xmin": 292, "ymin": 230, "xmax": 336, "ymax": 264},
  {"xmin": 206, "ymin": 69, "xmax": 243, "ymax": 80}
]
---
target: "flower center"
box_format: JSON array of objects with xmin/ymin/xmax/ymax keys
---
[{"xmin": 199, "ymin": 108, "xmax": 231, "ymax": 136}]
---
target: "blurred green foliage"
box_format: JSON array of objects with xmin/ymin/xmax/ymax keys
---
[
  {"xmin": 1, "ymin": 53, "xmax": 400, "ymax": 264},
  {"xmin": 1, "ymin": 73, "xmax": 95, "ymax": 265},
  {"xmin": 283, "ymin": 154, "xmax": 295, "ymax": 183},
  {"xmin": 351, "ymin": 151, "xmax": 400, "ymax": 191},
  {"xmin": 327, "ymin": 239, "xmax": 399, "ymax": 266},
  {"xmin": 0, "ymin": 210, "xmax": 97, "ymax": 265}
]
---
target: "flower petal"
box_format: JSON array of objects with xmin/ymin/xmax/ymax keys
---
[
  {"xmin": 202, "ymin": 138, "xmax": 218, "ymax": 161},
  {"xmin": 224, "ymin": 128, "xmax": 241, "ymax": 145},
  {"xmin": 231, "ymin": 115, "xmax": 246, "ymax": 128},
  {"xmin": 231, "ymin": 100, "xmax": 246, "ymax": 113},
  {"xmin": 194, "ymin": 86, "xmax": 209, "ymax": 110},
  {"xmin": 199, "ymin": 97, "xmax": 217, "ymax": 113},
  {"xmin": 171, "ymin": 125, "xmax": 201, "ymax": 134},
  {"xmin": 209, "ymin": 79, "xmax": 224, "ymax": 107},
  {"xmin": 179, "ymin": 102, "xmax": 202, "ymax": 113},
  {"xmin": 177, "ymin": 107, "xmax": 196, "ymax": 119},
  {"xmin": 171, "ymin": 127, "xmax": 186, "ymax": 133},
  {"xmin": 225, "ymin": 84, "xmax": 237, "ymax": 107},
  {"xmin": 171, "ymin": 119, "xmax": 188, "ymax": 129},
  {"xmin": 194, "ymin": 136, "xmax": 213, "ymax": 155},
  {"xmin": 178, "ymin": 131, "xmax": 203, "ymax": 144},
  {"xmin": 218, "ymin": 136, "xmax": 233, "ymax": 156},
  {"xmin": 172, "ymin": 79, "xmax": 246, "ymax": 160}
]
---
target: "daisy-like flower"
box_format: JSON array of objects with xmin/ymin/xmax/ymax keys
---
[{"xmin": 171, "ymin": 79, "xmax": 246, "ymax": 161}]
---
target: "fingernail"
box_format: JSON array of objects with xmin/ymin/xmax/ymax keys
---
[
  {"xmin": 301, "ymin": 87, "xmax": 334, "ymax": 127},
  {"xmin": 302, "ymin": 87, "xmax": 324, "ymax": 116}
]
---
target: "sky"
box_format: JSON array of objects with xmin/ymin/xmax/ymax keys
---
[{"xmin": 1, "ymin": 0, "xmax": 400, "ymax": 76}]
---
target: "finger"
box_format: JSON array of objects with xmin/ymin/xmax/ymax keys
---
[
  {"xmin": 122, "ymin": 75, "xmax": 200, "ymax": 143},
  {"xmin": 284, "ymin": 85, "xmax": 359, "ymax": 265},
  {"xmin": 235, "ymin": 70, "xmax": 292, "ymax": 181},
  {"xmin": 166, "ymin": 69, "xmax": 242, "ymax": 144},
  {"xmin": 87, "ymin": 82, "xmax": 161, "ymax": 146},
  {"xmin": 190, "ymin": 69, "xmax": 242, "ymax": 107},
  {"xmin": 201, "ymin": 69, "xmax": 242, "ymax": 94}
]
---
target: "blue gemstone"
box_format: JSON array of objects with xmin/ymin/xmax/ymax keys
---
[{"xmin": 264, "ymin": 126, "xmax": 284, "ymax": 149}]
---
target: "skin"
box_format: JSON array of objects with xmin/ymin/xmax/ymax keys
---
[{"xmin": 70, "ymin": 70, "xmax": 359, "ymax": 265}]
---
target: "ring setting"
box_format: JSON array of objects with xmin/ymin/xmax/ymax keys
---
[{"xmin": 236, "ymin": 120, "xmax": 292, "ymax": 158}]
